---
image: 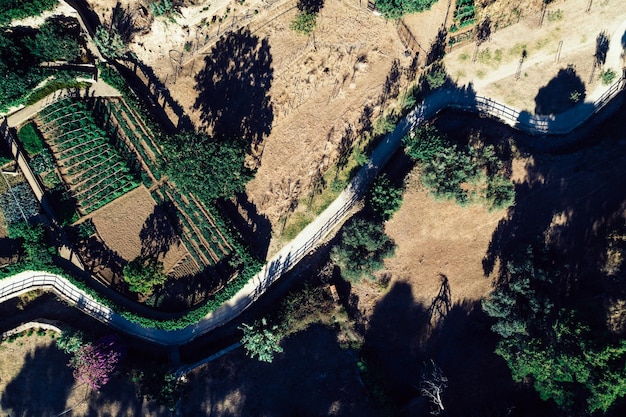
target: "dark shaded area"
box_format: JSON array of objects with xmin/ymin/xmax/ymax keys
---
[
  {"xmin": 426, "ymin": 27, "xmax": 448, "ymax": 65},
  {"xmin": 47, "ymin": 183, "xmax": 79, "ymax": 226},
  {"xmin": 152, "ymin": 258, "xmax": 232, "ymax": 312},
  {"xmin": 0, "ymin": 236, "xmax": 20, "ymax": 265},
  {"xmin": 183, "ymin": 324, "xmax": 378, "ymax": 417},
  {"xmin": 139, "ymin": 200, "xmax": 182, "ymax": 260},
  {"xmin": 476, "ymin": 15, "xmax": 492, "ymax": 45},
  {"xmin": 484, "ymin": 101, "xmax": 626, "ymax": 290},
  {"xmin": 380, "ymin": 58, "xmax": 402, "ymax": 105},
  {"xmin": 534, "ymin": 65, "xmax": 586, "ymax": 115},
  {"xmin": 115, "ymin": 57, "xmax": 192, "ymax": 133},
  {"xmin": 594, "ymin": 30, "xmax": 610, "ymax": 67},
  {"xmin": 360, "ymin": 281, "xmax": 534, "ymax": 416},
  {"xmin": 110, "ymin": 1, "xmax": 150, "ymax": 43},
  {"xmin": 218, "ymin": 193, "xmax": 271, "ymax": 260},
  {"xmin": 1, "ymin": 345, "xmax": 75, "ymax": 416},
  {"xmin": 194, "ymin": 28, "xmax": 273, "ymax": 153},
  {"xmin": 297, "ymin": 0, "xmax": 325, "ymax": 13}
]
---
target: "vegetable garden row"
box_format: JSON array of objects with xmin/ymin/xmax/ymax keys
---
[
  {"xmin": 451, "ymin": 0, "xmax": 476, "ymax": 32},
  {"xmin": 152, "ymin": 183, "xmax": 233, "ymax": 270},
  {"xmin": 37, "ymin": 98, "xmax": 139, "ymax": 214},
  {"xmin": 94, "ymin": 98, "xmax": 163, "ymax": 186}
]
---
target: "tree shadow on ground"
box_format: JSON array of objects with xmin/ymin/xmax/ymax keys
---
[
  {"xmin": 361, "ymin": 281, "xmax": 552, "ymax": 417},
  {"xmin": 595, "ymin": 30, "xmax": 610, "ymax": 67},
  {"xmin": 534, "ymin": 65, "xmax": 586, "ymax": 115},
  {"xmin": 194, "ymin": 28, "xmax": 273, "ymax": 154},
  {"xmin": 139, "ymin": 200, "xmax": 182, "ymax": 260},
  {"xmin": 297, "ymin": 0, "xmax": 325, "ymax": 13},
  {"xmin": 84, "ymin": 373, "xmax": 164, "ymax": 416},
  {"xmin": 152, "ymin": 257, "xmax": 232, "ymax": 312},
  {"xmin": 182, "ymin": 323, "xmax": 378, "ymax": 417},
  {"xmin": 217, "ymin": 193, "xmax": 271, "ymax": 260},
  {"xmin": 1, "ymin": 344, "xmax": 75, "ymax": 417},
  {"xmin": 426, "ymin": 26, "xmax": 448, "ymax": 66},
  {"xmin": 483, "ymin": 101, "xmax": 626, "ymax": 291}
]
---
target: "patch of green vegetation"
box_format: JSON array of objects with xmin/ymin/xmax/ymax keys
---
[
  {"xmin": 375, "ymin": 0, "xmax": 439, "ymax": 20},
  {"xmin": 508, "ymin": 42, "xmax": 527, "ymax": 57},
  {"xmin": 0, "ymin": 0, "xmax": 58, "ymax": 25},
  {"xmin": 458, "ymin": 52, "xmax": 470, "ymax": 61},
  {"xmin": 534, "ymin": 37, "xmax": 550, "ymax": 50},
  {"xmin": 17, "ymin": 123, "xmax": 44, "ymax": 155},
  {"xmin": 547, "ymin": 8, "xmax": 563, "ymax": 22},
  {"xmin": 600, "ymin": 68, "xmax": 617, "ymax": 85},
  {"xmin": 290, "ymin": 11, "xmax": 317, "ymax": 35},
  {"xmin": 403, "ymin": 125, "xmax": 514, "ymax": 210},
  {"xmin": 331, "ymin": 217, "xmax": 395, "ymax": 282}
]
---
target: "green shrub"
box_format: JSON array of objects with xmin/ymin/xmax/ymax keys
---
[
  {"xmin": 17, "ymin": 123, "xmax": 44, "ymax": 155},
  {"xmin": 331, "ymin": 218, "xmax": 395, "ymax": 282},
  {"xmin": 240, "ymin": 317, "xmax": 284, "ymax": 363},
  {"xmin": 290, "ymin": 11, "xmax": 317, "ymax": 35},
  {"xmin": 375, "ymin": 0, "xmax": 439, "ymax": 20},
  {"xmin": 0, "ymin": 0, "xmax": 58, "ymax": 25},
  {"xmin": 600, "ymin": 68, "xmax": 617, "ymax": 85},
  {"xmin": 367, "ymin": 174, "xmax": 404, "ymax": 221},
  {"xmin": 123, "ymin": 257, "xmax": 167, "ymax": 296}
]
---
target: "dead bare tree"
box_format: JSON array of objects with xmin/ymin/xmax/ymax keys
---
[{"xmin": 419, "ymin": 360, "xmax": 448, "ymax": 415}]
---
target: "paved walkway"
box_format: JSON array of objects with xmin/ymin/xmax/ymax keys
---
[
  {"xmin": 0, "ymin": 0, "xmax": 625, "ymax": 345},
  {"xmin": 4, "ymin": 79, "xmax": 121, "ymax": 128}
]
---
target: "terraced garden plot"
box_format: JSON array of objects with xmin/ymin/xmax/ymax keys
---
[
  {"xmin": 36, "ymin": 98, "xmax": 139, "ymax": 215},
  {"xmin": 94, "ymin": 97, "xmax": 163, "ymax": 185},
  {"xmin": 152, "ymin": 183, "xmax": 233, "ymax": 270}
]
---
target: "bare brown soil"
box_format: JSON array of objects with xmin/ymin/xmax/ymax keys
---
[{"xmin": 87, "ymin": 185, "xmax": 187, "ymax": 272}]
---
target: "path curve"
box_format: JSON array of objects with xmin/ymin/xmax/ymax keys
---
[{"xmin": 1, "ymin": 67, "xmax": 624, "ymax": 345}]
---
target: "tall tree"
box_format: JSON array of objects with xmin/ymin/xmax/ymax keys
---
[{"xmin": 161, "ymin": 130, "xmax": 253, "ymax": 203}]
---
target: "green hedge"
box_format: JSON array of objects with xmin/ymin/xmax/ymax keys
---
[{"xmin": 0, "ymin": 0, "xmax": 58, "ymax": 25}]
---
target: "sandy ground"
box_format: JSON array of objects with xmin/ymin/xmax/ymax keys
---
[
  {"xmin": 444, "ymin": 0, "xmax": 626, "ymax": 111},
  {"xmin": 87, "ymin": 185, "xmax": 187, "ymax": 272}
]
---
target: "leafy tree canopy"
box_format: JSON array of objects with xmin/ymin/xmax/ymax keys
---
[
  {"xmin": 122, "ymin": 256, "xmax": 167, "ymax": 296},
  {"xmin": 24, "ymin": 17, "xmax": 81, "ymax": 62},
  {"xmin": 161, "ymin": 130, "xmax": 254, "ymax": 203},
  {"xmin": 375, "ymin": 0, "xmax": 439, "ymax": 20},
  {"xmin": 483, "ymin": 243, "xmax": 626, "ymax": 414},
  {"xmin": 68, "ymin": 335, "xmax": 124, "ymax": 391},
  {"xmin": 331, "ymin": 217, "xmax": 395, "ymax": 282},
  {"xmin": 0, "ymin": 0, "xmax": 58, "ymax": 26},
  {"xmin": 239, "ymin": 317, "xmax": 284, "ymax": 363},
  {"xmin": 367, "ymin": 173, "xmax": 404, "ymax": 221}
]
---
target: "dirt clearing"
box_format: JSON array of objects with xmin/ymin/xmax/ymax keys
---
[{"xmin": 87, "ymin": 185, "xmax": 187, "ymax": 272}]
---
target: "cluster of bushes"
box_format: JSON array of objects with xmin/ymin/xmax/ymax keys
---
[
  {"xmin": 450, "ymin": 0, "xmax": 475, "ymax": 32},
  {"xmin": 0, "ymin": 16, "xmax": 87, "ymax": 112},
  {"xmin": 483, "ymin": 242, "xmax": 626, "ymax": 414},
  {"xmin": 0, "ymin": 0, "xmax": 58, "ymax": 25},
  {"xmin": 375, "ymin": 0, "xmax": 439, "ymax": 20},
  {"xmin": 403, "ymin": 125, "xmax": 515, "ymax": 210}
]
